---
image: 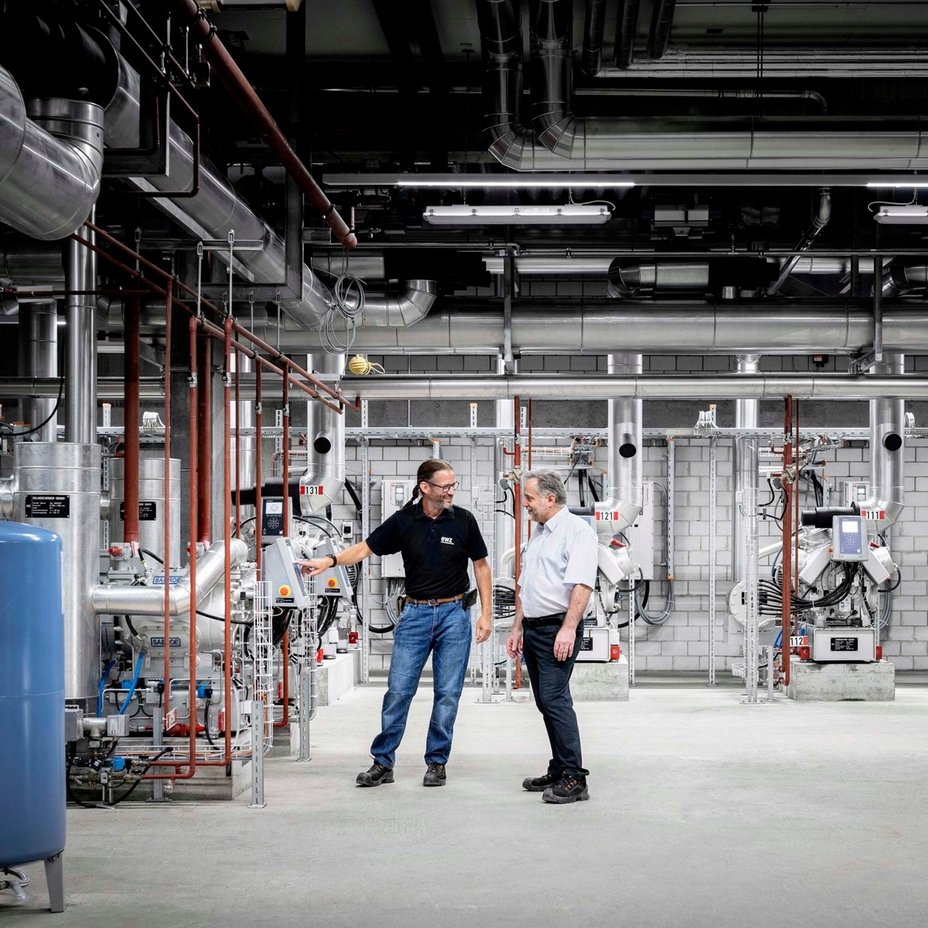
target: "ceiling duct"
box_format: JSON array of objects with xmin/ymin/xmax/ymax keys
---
[
  {"xmin": 481, "ymin": 0, "xmax": 928, "ymax": 171},
  {"xmin": 608, "ymin": 256, "xmax": 776, "ymax": 298},
  {"xmin": 766, "ymin": 188, "xmax": 832, "ymax": 295},
  {"xmin": 0, "ymin": 66, "xmax": 103, "ymax": 240}
]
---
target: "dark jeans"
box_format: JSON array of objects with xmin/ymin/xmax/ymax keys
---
[
  {"xmin": 370, "ymin": 600, "xmax": 472, "ymax": 768},
  {"xmin": 522, "ymin": 622, "xmax": 589, "ymax": 779}
]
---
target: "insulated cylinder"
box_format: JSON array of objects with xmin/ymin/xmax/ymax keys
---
[
  {"xmin": 13, "ymin": 442, "xmax": 102, "ymax": 701},
  {"xmin": 108, "ymin": 456, "xmax": 181, "ymax": 566},
  {"xmin": 0, "ymin": 520, "xmax": 65, "ymax": 869}
]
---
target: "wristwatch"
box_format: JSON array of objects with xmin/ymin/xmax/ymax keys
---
[{"xmin": 328, "ymin": 554, "xmax": 338, "ymax": 568}]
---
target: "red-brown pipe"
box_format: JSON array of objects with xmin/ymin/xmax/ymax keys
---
[
  {"xmin": 275, "ymin": 364, "xmax": 291, "ymax": 728},
  {"xmin": 163, "ymin": 286, "xmax": 173, "ymax": 713},
  {"xmin": 197, "ymin": 334, "xmax": 212, "ymax": 544},
  {"xmin": 168, "ymin": 0, "xmax": 357, "ymax": 249},
  {"xmin": 123, "ymin": 296, "xmax": 141, "ymax": 548}
]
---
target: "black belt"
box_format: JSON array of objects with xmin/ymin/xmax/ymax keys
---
[
  {"xmin": 405, "ymin": 592, "xmax": 465, "ymax": 606},
  {"xmin": 523, "ymin": 613, "xmax": 566, "ymax": 628}
]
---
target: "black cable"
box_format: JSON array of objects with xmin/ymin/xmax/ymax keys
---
[
  {"xmin": 139, "ymin": 548, "xmax": 164, "ymax": 565},
  {"xmin": 495, "ymin": 509, "xmax": 515, "ymax": 518},
  {"xmin": 196, "ymin": 609, "xmax": 252, "ymax": 626},
  {"xmin": 0, "ymin": 378, "xmax": 64, "ymax": 438},
  {"xmin": 587, "ymin": 472, "xmax": 600, "ymax": 504},
  {"xmin": 66, "ymin": 752, "xmax": 97, "ymax": 809},
  {"xmin": 578, "ymin": 471, "xmax": 586, "ymax": 508},
  {"xmin": 344, "ymin": 479, "xmax": 363, "ymax": 514},
  {"xmin": 203, "ymin": 698, "xmax": 215, "ymax": 747},
  {"xmin": 882, "ymin": 568, "xmax": 903, "ymax": 593},
  {"xmin": 107, "ymin": 748, "xmax": 173, "ymax": 806}
]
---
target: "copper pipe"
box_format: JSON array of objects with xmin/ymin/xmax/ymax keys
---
[
  {"xmin": 169, "ymin": 0, "xmax": 357, "ymax": 249},
  {"xmin": 80, "ymin": 222, "xmax": 352, "ymax": 410},
  {"xmin": 123, "ymin": 296, "xmax": 141, "ymax": 548},
  {"xmin": 275, "ymin": 363, "xmax": 291, "ymax": 728},
  {"xmin": 197, "ymin": 333, "xmax": 212, "ymax": 544},
  {"xmin": 163, "ymin": 285, "xmax": 173, "ymax": 714}
]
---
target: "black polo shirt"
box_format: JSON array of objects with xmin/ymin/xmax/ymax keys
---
[{"xmin": 366, "ymin": 501, "xmax": 488, "ymax": 600}]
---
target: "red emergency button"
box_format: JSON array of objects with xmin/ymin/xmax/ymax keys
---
[
  {"xmin": 279, "ymin": 585, "xmax": 291, "ymax": 597},
  {"xmin": 327, "ymin": 578, "xmax": 338, "ymax": 589}
]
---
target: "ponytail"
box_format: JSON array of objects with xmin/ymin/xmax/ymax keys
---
[{"xmin": 404, "ymin": 459, "xmax": 453, "ymax": 507}]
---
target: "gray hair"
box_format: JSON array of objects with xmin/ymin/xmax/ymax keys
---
[{"xmin": 524, "ymin": 470, "xmax": 567, "ymax": 506}]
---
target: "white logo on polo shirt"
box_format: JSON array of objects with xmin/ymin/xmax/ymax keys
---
[{"xmin": 441, "ymin": 536, "xmax": 454, "ymax": 545}]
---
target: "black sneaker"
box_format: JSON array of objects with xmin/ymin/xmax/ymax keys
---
[
  {"xmin": 356, "ymin": 762, "xmax": 394, "ymax": 787},
  {"xmin": 423, "ymin": 762, "xmax": 446, "ymax": 787},
  {"xmin": 522, "ymin": 771, "xmax": 562, "ymax": 792},
  {"xmin": 542, "ymin": 775, "xmax": 590, "ymax": 804}
]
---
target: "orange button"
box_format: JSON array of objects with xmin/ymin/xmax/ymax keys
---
[
  {"xmin": 327, "ymin": 578, "xmax": 338, "ymax": 588},
  {"xmin": 279, "ymin": 585, "xmax": 291, "ymax": 597}
]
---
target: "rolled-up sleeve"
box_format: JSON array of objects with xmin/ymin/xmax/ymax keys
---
[{"xmin": 563, "ymin": 524, "xmax": 598, "ymax": 589}]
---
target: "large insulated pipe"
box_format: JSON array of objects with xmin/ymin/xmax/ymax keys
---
[
  {"xmin": 614, "ymin": 0, "xmax": 641, "ymax": 69},
  {"xmin": 607, "ymin": 353, "xmax": 643, "ymax": 509},
  {"xmin": 315, "ymin": 303, "xmax": 928, "ymax": 356},
  {"xmin": 13, "ymin": 442, "xmax": 101, "ymax": 702},
  {"xmin": 731, "ymin": 354, "xmax": 760, "ymax": 584},
  {"xmin": 766, "ymin": 188, "xmax": 832, "ymax": 296},
  {"xmin": 581, "ymin": 0, "xmax": 608, "ymax": 76},
  {"xmin": 92, "ymin": 539, "xmax": 248, "ymax": 617},
  {"xmin": 868, "ymin": 353, "xmax": 905, "ymax": 526},
  {"xmin": 303, "ymin": 353, "xmax": 346, "ymax": 502},
  {"xmin": 123, "ymin": 297, "xmax": 140, "ymax": 548},
  {"xmin": 647, "ymin": 0, "xmax": 677, "ymax": 59},
  {"xmin": 63, "ymin": 227, "xmax": 96, "ymax": 444},
  {"xmin": 0, "ymin": 70, "xmax": 103, "ymax": 239},
  {"xmin": 18, "ymin": 304, "xmax": 57, "ymax": 441},
  {"xmin": 358, "ymin": 280, "xmax": 439, "ymax": 326}
]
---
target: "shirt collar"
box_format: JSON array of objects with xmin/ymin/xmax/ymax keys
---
[
  {"xmin": 539, "ymin": 505, "xmax": 569, "ymax": 533},
  {"xmin": 413, "ymin": 500, "xmax": 453, "ymax": 521}
]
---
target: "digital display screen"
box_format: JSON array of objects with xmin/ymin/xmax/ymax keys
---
[
  {"xmin": 266, "ymin": 501, "xmax": 282, "ymax": 515},
  {"xmin": 841, "ymin": 519, "xmax": 859, "ymax": 533}
]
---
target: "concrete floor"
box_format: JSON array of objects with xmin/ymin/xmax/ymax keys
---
[{"xmin": 4, "ymin": 682, "xmax": 928, "ymax": 928}]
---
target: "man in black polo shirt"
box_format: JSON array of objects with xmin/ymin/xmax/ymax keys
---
[{"xmin": 300, "ymin": 459, "xmax": 492, "ymax": 788}]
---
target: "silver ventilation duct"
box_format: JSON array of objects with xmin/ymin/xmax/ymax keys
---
[
  {"xmin": 731, "ymin": 354, "xmax": 760, "ymax": 584},
  {"xmin": 581, "ymin": 0, "xmax": 608, "ymax": 76},
  {"xmin": 301, "ymin": 353, "xmax": 346, "ymax": 515},
  {"xmin": 482, "ymin": 0, "xmax": 928, "ymax": 171},
  {"xmin": 601, "ymin": 353, "xmax": 643, "ymax": 529},
  {"xmin": 867, "ymin": 354, "xmax": 905, "ymax": 527},
  {"xmin": 316, "ymin": 303, "xmax": 928, "ymax": 356},
  {"xmin": 0, "ymin": 67, "xmax": 103, "ymax": 240},
  {"xmin": 613, "ymin": 0, "xmax": 641, "ymax": 70},
  {"xmin": 103, "ymin": 51, "xmax": 333, "ymax": 329},
  {"xmin": 359, "ymin": 280, "xmax": 439, "ymax": 327}
]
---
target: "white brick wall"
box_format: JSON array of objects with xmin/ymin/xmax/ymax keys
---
[{"xmin": 341, "ymin": 354, "xmax": 928, "ymax": 674}]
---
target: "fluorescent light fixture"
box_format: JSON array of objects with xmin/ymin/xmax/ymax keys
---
[
  {"xmin": 867, "ymin": 182, "xmax": 928, "ymax": 188},
  {"xmin": 873, "ymin": 205, "xmax": 928, "ymax": 225},
  {"xmin": 324, "ymin": 172, "xmax": 634, "ymax": 189},
  {"xmin": 423, "ymin": 204, "xmax": 613, "ymax": 225}
]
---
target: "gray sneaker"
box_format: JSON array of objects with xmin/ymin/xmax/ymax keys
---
[
  {"xmin": 423, "ymin": 762, "xmax": 446, "ymax": 787},
  {"xmin": 356, "ymin": 762, "xmax": 394, "ymax": 787}
]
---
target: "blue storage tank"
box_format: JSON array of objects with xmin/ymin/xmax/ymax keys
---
[{"xmin": 0, "ymin": 521, "xmax": 65, "ymax": 869}]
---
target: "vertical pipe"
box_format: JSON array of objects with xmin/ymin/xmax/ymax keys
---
[
  {"xmin": 732, "ymin": 354, "xmax": 760, "ymax": 584},
  {"xmin": 741, "ymin": 435, "xmax": 760, "ymax": 703},
  {"xmin": 607, "ymin": 353, "xmax": 642, "ymax": 507},
  {"xmin": 255, "ymin": 361, "xmax": 263, "ymax": 575},
  {"xmin": 197, "ymin": 333, "xmax": 212, "ymax": 543},
  {"xmin": 582, "ymin": 0, "xmax": 608, "ymax": 76},
  {"xmin": 223, "ymin": 317, "xmax": 234, "ymax": 762},
  {"xmin": 18, "ymin": 304, "xmax": 58, "ymax": 441},
  {"xmin": 232, "ymin": 340, "xmax": 254, "ymax": 535},
  {"xmin": 780, "ymin": 397, "xmax": 793, "ymax": 687},
  {"xmin": 613, "ymin": 0, "xmax": 641, "ymax": 69},
  {"xmin": 276, "ymin": 364, "xmax": 290, "ymax": 728},
  {"xmin": 513, "ymin": 395, "xmax": 522, "ymax": 690},
  {"xmin": 123, "ymin": 296, "xmax": 141, "ymax": 548},
  {"xmin": 163, "ymin": 285, "xmax": 172, "ymax": 712},
  {"xmin": 63, "ymin": 231, "xmax": 96, "ymax": 443}
]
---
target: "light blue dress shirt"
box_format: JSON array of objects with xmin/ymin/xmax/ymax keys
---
[{"xmin": 517, "ymin": 505, "xmax": 599, "ymax": 618}]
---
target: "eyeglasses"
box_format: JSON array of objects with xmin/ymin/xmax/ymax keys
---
[{"xmin": 427, "ymin": 480, "xmax": 459, "ymax": 492}]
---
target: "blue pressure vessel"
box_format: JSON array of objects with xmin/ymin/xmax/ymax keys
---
[{"xmin": 0, "ymin": 521, "xmax": 65, "ymax": 868}]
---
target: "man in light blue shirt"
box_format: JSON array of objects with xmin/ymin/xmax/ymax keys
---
[{"xmin": 506, "ymin": 470, "xmax": 598, "ymax": 804}]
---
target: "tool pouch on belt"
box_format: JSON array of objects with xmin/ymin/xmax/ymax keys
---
[{"xmin": 462, "ymin": 588, "xmax": 478, "ymax": 610}]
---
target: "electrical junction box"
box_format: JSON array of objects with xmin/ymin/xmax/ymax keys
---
[
  {"xmin": 843, "ymin": 481, "xmax": 870, "ymax": 507},
  {"xmin": 812, "ymin": 627, "xmax": 876, "ymax": 662},
  {"xmin": 832, "ymin": 515, "xmax": 867, "ymax": 562},
  {"xmin": 576, "ymin": 624, "xmax": 610, "ymax": 662},
  {"xmin": 627, "ymin": 482, "xmax": 655, "ymax": 581},
  {"xmin": 380, "ymin": 479, "xmax": 415, "ymax": 578}
]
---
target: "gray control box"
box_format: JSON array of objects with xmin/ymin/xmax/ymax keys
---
[{"xmin": 832, "ymin": 515, "xmax": 867, "ymax": 562}]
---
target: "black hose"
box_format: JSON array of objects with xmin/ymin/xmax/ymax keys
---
[
  {"xmin": 587, "ymin": 472, "xmax": 600, "ymax": 503},
  {"xmin": 140, "ymin": 548, "xmax": 164, "ymax": 565},
  {"xmin": 344, "ymin": 479, "xmax": 363, "ymax": 514},
  {"xmin": 107, "ymin": 748, "xmax": 173, "ymax": 806},
  {"xmin": 203, "ymin": 698, "xmax": 215, "ymax": 747}
]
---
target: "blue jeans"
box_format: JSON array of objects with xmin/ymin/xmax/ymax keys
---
[{"xmin": 370, "ymin": 601, "xmax": 472, "ymax": 768}]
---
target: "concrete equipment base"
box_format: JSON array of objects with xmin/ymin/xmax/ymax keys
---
[
  {"xmin": 569, "ymin": 655, "xmax": 629, "ymax": 701},
  {"xmin": 316, "ymin": 648, "xmax": 361, "ymax": 707},
  {"xmin": 787, "ymin": 659, "xmax": 895, "ymax": 701}
]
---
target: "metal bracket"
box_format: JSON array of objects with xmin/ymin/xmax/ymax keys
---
[
  {"xmin": 848, "ymin": 350, "xmax": 878, "ymax": 375},
  {"xmin": 102, "ymin": 77, "xmax": 170, "ymax": 178}
]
